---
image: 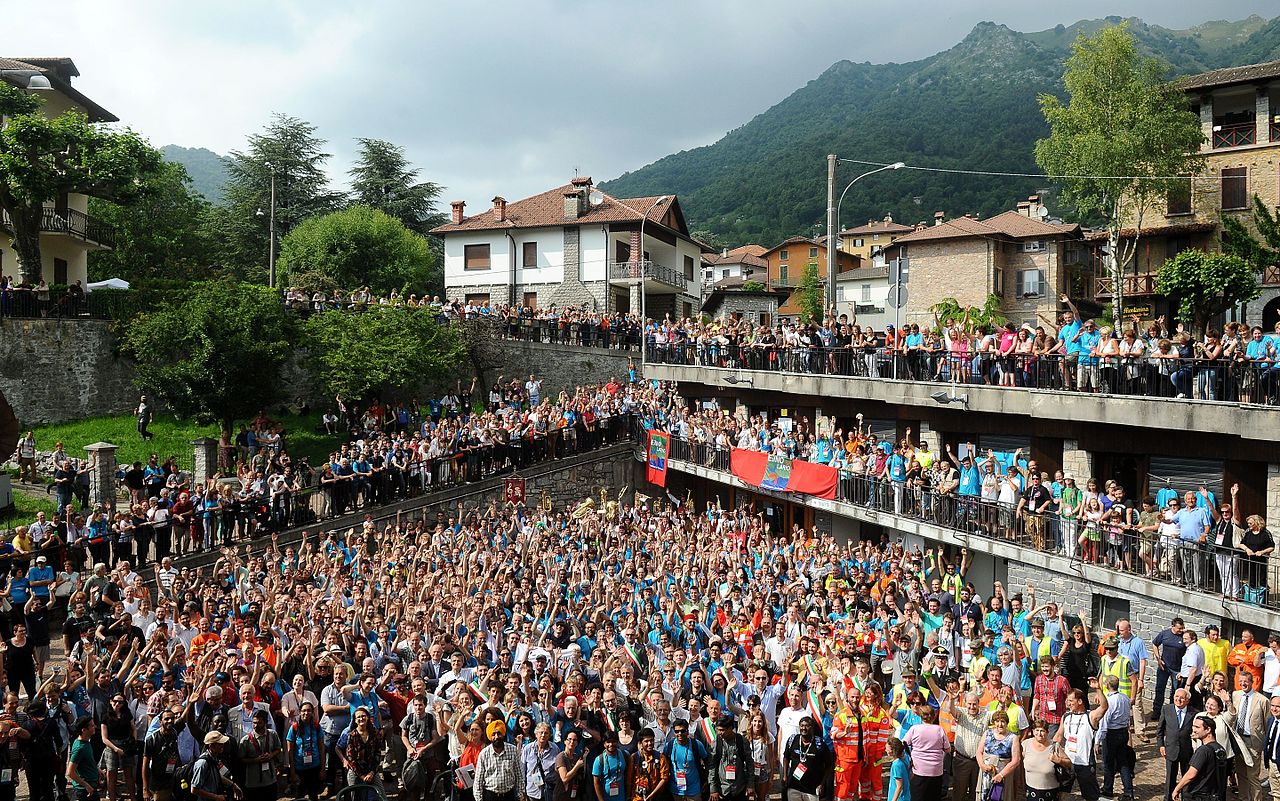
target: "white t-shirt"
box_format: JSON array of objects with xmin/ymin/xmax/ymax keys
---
[
  {"xmin": 1181, "ymin": 641, "xmax": 1206, "ymax": 680},
  {"xmin": 776, "ymin": 706, "xmax": 810, "ymax": 763},
  {"xmin": 1262, "ymin": 649, "xmax": 1280, "ymax": 695}
]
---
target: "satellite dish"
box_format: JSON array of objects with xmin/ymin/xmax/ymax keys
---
[
  {"xmin": 589, "ymin": 190, "xmax": 605, "ymax": 207},
  {"xmin": 1036, "ymin": 206, "xmax": 1050, "ymax": 219}
]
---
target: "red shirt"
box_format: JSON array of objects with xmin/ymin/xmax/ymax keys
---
[{"xmin": 1032, "ymin": 674, "xmax": 1070, "ymax": 724}]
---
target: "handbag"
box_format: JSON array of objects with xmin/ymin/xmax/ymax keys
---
[{"xmin": 988, "ymin": 781, "xmax": 1004, "ymax": 801}]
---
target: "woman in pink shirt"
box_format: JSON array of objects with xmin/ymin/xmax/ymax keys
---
[{"xmin": 901, "ymin": 705, "xmax": 951, "ymax": 799}]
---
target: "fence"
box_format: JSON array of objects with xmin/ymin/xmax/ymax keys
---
[
  {"xmin": 649, "ymin": 342, "xmax": 1280, "ymax": 406},
  {"xmin": 657, "ymin": 430, "xmax": 1280, "ymax": 611}
]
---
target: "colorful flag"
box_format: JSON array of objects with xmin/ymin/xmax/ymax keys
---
[{"xmin": 647, "ymin": 431, "xmax": 670, "ymax": 487}]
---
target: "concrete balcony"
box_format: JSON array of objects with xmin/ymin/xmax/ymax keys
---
[{"xmin": 608, "ymin": 260, "xmax": 693, "ymax": 295}]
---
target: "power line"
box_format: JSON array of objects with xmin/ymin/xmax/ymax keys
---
[{"xmin": 836, "ymin": 157, "xmax": 1224, "ymax": 182}]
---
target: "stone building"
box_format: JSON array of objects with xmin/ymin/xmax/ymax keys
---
[{"xmin": 431, "ymin": 177, "xmax": 707, "ymax": 320}]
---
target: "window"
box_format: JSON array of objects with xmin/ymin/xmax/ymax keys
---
[
  {"xmin": 1166, "ymin": 177, "xmax": 1192, "ymax": 215},
  {"xmin": 872, "ymin": 233, "xmax": 880, "ymax": 242},
  {"xmin": 1222, "ymin": 167, "xmax": 1248, "ymax": 210},
  {"xmin": 522, "ymin": 292, "xmax": 537, "ymax": 308},
  {"xmin": 522, "ymin": 242, "xmax": 537, "ymax": 268},
  {"xmin": 464, "ymin": 293, "xmax": 490, "ymax": 306},
  {"xmin": 837, "ymin": 286, "xmax": 846, "ymax": 301},
  {"xmin": 1016, "ymin": 269, "xmax": 1046, "ymax": 298},
  {"xmin": 722, "ymin": 269, "xmax": 730, "ymax": 279},
  {"xmin": 993, "ymin": 267, "xmax": 1004, "ymax": 296},
  {"xmin": 54, "ymin": 258, "xmax": 68, "ymax": 285},
  {"xmin": 780, "ymin": 249, "xmax": 789, "ymax": 261},
  {"xmin": 809, "ymin": 247, "xmax": 819, "ymax": 258},
  {"xmin": 1022, "ymin": 240, "xmax": 1045, "ymax": 253},
  {"xmin": 854, "ymin": 238, "xmax": 864, "ymax": 248},
  {"xmin": 464, "ymin": 244, "xmax": 491, "ymax": 270},
  {"xmin": 1091, "ymin": 595, "xmax": 1130, "ymax": 633},
  {"xmin": 684, "ymin": 255, "xmax": 695, "ymax": 281},
  {"xmin": 779, "ymin": 265, "xmax": 788, "ymax": 284},
  {"xmin": 861, "ymin": 284, "xmax": 871, "ymax": 302}
]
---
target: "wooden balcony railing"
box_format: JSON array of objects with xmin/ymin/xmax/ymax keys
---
[
  {"xmin": 1095, "ymin": 273, "xmax": 1159, "ymax": 298},
  {"xmin": 1213, "ymin": 121, "xmax": 1257, "ymax": 149},
  {"xmin": 1264, "ymin": 264, "xmax": 1280, "ymax": 286}
]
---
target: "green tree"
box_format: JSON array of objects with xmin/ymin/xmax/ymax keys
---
[
  {"xmin": 1222, "ymin": 195, "xmax": 1280, "ymax": 276},
  {"xmin": 88, "ymin": 161, "xmax": 214, "ymax": 282},
  {"xmin": 929, "ymin": 295, "xmax": 1007, "ymax": 330},
  {"xmin": 211, "ymin": 114, "xmax": 341, "ymax": 281},
  {"xmin": 349, "ymin": 138, "xmax": 444, "ymax": 236},
  {"xmin": 304, "ymin": 308, "xmax": 465, "ymax": 400},
  {"xmin": 277, "ymin": 206, "xmax": 436, "ymax": 295},
  {"xmin": 793, "ymin": 263, "xmax": 823, "ymax": 322},
  {"xmin": 1156, "ymin": 250, "xmax": 1259, "ymax": 335},
  {"xmin": 0, "ymin": 83, "xmax": 163, "ymax": 284},
  {"xmin": 1034, "ymin": 23, "xmax": 1204, "ymax": 324},
  {"xmin": 119, "ymin": 281, "xmax": 294, "ymax": 434}
]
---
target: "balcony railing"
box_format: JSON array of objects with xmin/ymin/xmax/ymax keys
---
[
  {"xmin": 1095, "ymin": 272, "xmax": 1158, "ymax": 298},
  {"xmin": 1272, "ymin": 121, "xmax": 1280, "ymax": 143},
  {"xmin": 648, "ymin": 425, "xmax": 1280, "ymax": 613},
  {"xmin": 1213, "ymin": 121, "xmax": 1257, "ymax": 149},
  {"xmin": 607, "ymin": 260, "xmax": 690, "ymax": 292},
  {"xmin": 1, "ymin": 207, "xmax": 115, "ymax": 248},
  {"xmin": 1264, "ymin": 264, "xmax": 1280, "ymax": 286}
]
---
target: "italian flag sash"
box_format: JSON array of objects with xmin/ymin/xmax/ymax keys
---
[{"xmin": 698, "ymin": 717, "xmax": 718, "ymax": 745}]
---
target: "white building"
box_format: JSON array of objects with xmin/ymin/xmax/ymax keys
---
[
  {"xmin": 431, "ymin": 177, "xmax": 707, "ymax": 319},
  {"xmin": 702, "ymin": 245, "xmax": 768, "ymax": 287},
  {"xmin": 0, "ymin": 57, "xmax": 117, "ymax": 286}
]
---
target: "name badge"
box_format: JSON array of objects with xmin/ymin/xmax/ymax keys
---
[
  {"xmin": 674, "ymin": 770, "xmax": 687, "ymax": 792},
  {"xmin": 302, "ymin": 747, "xmax": 316, "ymax": 766},
  {"xmin": 530, "ymin": 771, "xmax": 544, "ymax": 790},
  {"xmin": 166, "ymin": 758, "xmax": 178, "ymax": 774},
  {"xmin": 1046, "ymin": 699, "xmax": 1057, "ymax": 712},
  {"xmin": 792, "ymin": 762, "xmax": 808, "ymax": 781},
  {"xmin": 725, "ymin": 765, "xmax": 736, "ymax": 781},
  {"xmin": 605, "ymin": 778, "xmax": 619, "ymax": 796}
]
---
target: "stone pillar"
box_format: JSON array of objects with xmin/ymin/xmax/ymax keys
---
[
  {"xmin": 917, "ymin": 421, "xmax": 941, "ymax": 454},
  {"xmin": 1199, "ymin": 95, "xmax": 1214, "ymax": 151},
  {"xmin": 1062, "ymin": 439, "xmax": 1094, "ymax": 483},
  {"xmin": 1267, "ymin": 464, "xmax": 1280, "ymax": 590},
  {"xmin": 1258, "ymin": 88, "xmax": 1271, "ymax": 145},
  {"xmin": 84, "ymin": 442, "xmax": 118, "ymax": 510},
  {"xmin": 192, "ymin": 437, "xmax": 218, "ymax": 487},
  {"xmin": 629, "ymin": 231, "xmax": 642, "ymax": 266}
]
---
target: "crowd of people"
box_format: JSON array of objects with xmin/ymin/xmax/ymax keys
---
[{"xmin": 643, "ymin": 297, "xmax": 1280, "ymax": 405}]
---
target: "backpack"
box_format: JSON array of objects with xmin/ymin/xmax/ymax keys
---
[{"xmin": 172, "ymin": 752, "xmax": 213, "ymax": 801}]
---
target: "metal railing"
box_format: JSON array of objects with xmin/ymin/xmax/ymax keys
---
[
  {"xmin": 647, "ymin": 342, "xmax": 1280, "ymax": 406},
  {"xmin": 1213, "ymin": 121, "xmax": 1257, "ymax": 149},
  {"xmin": 1, "ymin": 207, "xmax": 115, "ymax": 248},
  {"xmin": 656, "ymin": 429, "xmax": 1280, "ymax": 610},
  {"xmin": 607, "ymin": 260, "xmax": 691, "ymax": 291},
  {"xmin": 0, "ymin": 286, "xmax": 158, "ymax": 320}
]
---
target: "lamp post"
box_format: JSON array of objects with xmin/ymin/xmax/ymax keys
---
[
  {"xmin": 638, "ymin": 195, "xmax": 668, "ymax": 370},
  {"xmin": 256, "ymin": 163, "xmax": 278, "ymax": 288},
  {"xmin": 826, "ymin": 159, "xmax": 905, "ymax": 312}
]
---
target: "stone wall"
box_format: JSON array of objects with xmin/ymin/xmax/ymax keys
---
[
  {"xmin": 476, "ymin": 339, "xmax": 633, "ymax": 399},
  {"xmin": 0, "ymin": 318, "xmax": 138, "ymax": 425}
]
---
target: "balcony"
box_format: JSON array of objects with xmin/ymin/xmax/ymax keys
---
[
  {"xmin": 1213, "ymin": 121, "xmax": 1256, "ymax": 149},
  {"xmin": 1265, "ymin": 264, "xmax": 1280, "ymax": 286},
  {"xmin": 1095, "ymin": 272, "xmax": 1158, "ymax": 298},
  {"xmin": 1, "ymin": 207, "xmax": 115, "ymax": 249},
  {"xmin": 607, "ymin": 260, "xmax": 690, "ymax": 293}
]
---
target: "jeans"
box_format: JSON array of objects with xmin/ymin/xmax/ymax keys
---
[
  {"xmin": 1155, "ymin": 666, "xmax": 1178, "ymax": 710},
  {"xmin": 1100, "ymin": 728, "xmax": 1134, "ymax": 797}
]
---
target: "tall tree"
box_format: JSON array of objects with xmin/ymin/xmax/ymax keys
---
[
  {"xmin": 119, "ymin": 280, "xmax": 295, "ymax": 435},
  {"xmin": 1034, "ymin": 23, "xmax": 1204, "ymax": 324},
  {"xmin": 304, "ymin": 308, "xmax": 465, "ymax": 400},
  {"xmin": 349, "ymin": 138, "xmax": 444, "ymax": 236},
  {"xmin": 277, "ymin": 205, "xmax": 437, "ymax": 295},
  {"xmin": 0, "ymin": 83, "xmax": 163, "ymax": 284},
  {"xmin": 211, "ymin": 114, "xmax": 341, "ymax": 281},
  {"xmin": 88, "ymin": 160, "xmax": 214, "ymax": 282},
  {"xmin": 1222, "ymin": 195, "xmax": 1280, "ymax": 277},
  {"xmin": 1156, "ymin": 250, "xmax": 1259, "ymax": 335}
]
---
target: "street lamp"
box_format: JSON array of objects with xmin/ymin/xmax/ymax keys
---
[
  {"xmin": 638, "ymin": 195, "xmax": 668, "ymax": 370},
  {"xmin": 826, "ymin": 159, "xmax": 905, "ymax": 311},
  {"xmin": 255, "ymin": 163, "xmax": 278, "ymax": 288}
]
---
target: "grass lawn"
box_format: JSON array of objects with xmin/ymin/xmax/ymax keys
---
[
  {"xmin": 33, "ymin": 412, "xmax": 342, "ymax": 470},
  {"xmin": 1, "ymin": 485, "xmax": 59, "ymax": 528}
]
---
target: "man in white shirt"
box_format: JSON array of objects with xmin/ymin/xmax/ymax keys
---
[
  {"xmin": 1180, "ymin": 629, "xmax": 1206, "ymax": 706},
  {"xmin": 775, "ymin": 685, "xmax": 811, "ymax": 766}
]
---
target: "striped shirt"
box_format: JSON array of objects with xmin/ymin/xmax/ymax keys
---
[{"xmin": 952, "ymin": 707, "xmax": 992, "ymax": 759}]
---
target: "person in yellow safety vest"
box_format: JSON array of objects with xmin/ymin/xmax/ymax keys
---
[
  {"xmin": 968, "ymin": 637, "xmax": 991, "ymax": 687},
  {"xmin": 830, "ymin": 690, "xmax": 872, "ymax": 801},
  {"xmin": 1024, "ymin": 619, "xmax": 1055, "ymax": 674},
  {"xmin": 985, "ymin": 684, "xmax": 1030, "ymax": 734},
  {"xmin": 889, "ymin": 669, "xmax": 931, "ymax": 716},
  {"xmin": 1098, "ymin": 636, "xmax": 1134, "ymax": 699}
]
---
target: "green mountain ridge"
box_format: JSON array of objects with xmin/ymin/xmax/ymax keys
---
[
  {"xmin": 601, "ymin": 15, "xmax": 1280, "ymax": 246},
  {"xmin": 159, "ymin": 144, "xmax": 231, "ymax": 205}
]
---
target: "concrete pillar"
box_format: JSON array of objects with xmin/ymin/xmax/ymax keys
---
[
  {"xmin": 1062, "ymin": 439, "xmax": 1094, "ymax": 483},
  {"xmin": 84, "ymin": 442, "xmax": 118, "ymax": 510},
  {"xmin": 1200, "ymin": 95, "xmax": 1214, "ymax": 151},
  {"xmin": 917, "ymin": 421, "xmax": 941, "ymax": 454},
  {"xmin": 1258, "ymin": 88, "xmax": 1272, "ymax": 145},
  {"xmin": 1267, "ymin": 464, "xmax": 1280, "ymax": 590},
  {"xmin": 192, "ymin": 437, "xmax": 218, "ymax": 488}
]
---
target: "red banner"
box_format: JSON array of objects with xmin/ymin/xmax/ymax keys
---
[
  {"xmin": 503, "ymin": 476, "xmax": 526, "ymax": 506},
  {"xmin": 730, "ymin": 448, "xmax": 838, "ymax": 500},
  {"xmin": 647, "ymin": 431, "xmax": 670, "ymax": 487}
]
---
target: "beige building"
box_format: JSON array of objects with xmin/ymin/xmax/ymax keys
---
[
  {"xmin": 0, "ymin": 57, "xmax": 116, "ymax": 287},
  {"xmin": 1113, "ymin": 59, "xmax": 1280, "ymax": 329},
  {"xmin": 837, "ymin": 214, "xmax": 914, "ymax": 260},
  {"xmin": 893, "ymin": 197, "xmax": 1088, "ymax": 328}
]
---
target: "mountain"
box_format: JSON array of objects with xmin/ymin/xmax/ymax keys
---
[
  {"xmin": 160, "ymin": 145, "xmax": 231, "ymax": 205},
  {"xmin": 600, "ymin": 15, "xmax": 1280, "ymax": 246}
]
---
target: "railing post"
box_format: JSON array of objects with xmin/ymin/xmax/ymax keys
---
[
  {"xmin": 84, "ymin": 442, "xmax": 119, "ymax": 510},
  {"xmin": 192, "ymin": 437, "xmax": 219, "ymax": 488}
]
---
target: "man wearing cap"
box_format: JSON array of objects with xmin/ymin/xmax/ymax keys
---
[
  {"xmin": 191, "ymin": 731, "xmax": 244, "ymax": 801},
  {"xmin": 663, "ymin": 719, "xmax": 706, "ymax": 801},
  {"xmin": 1099, "ymin": 636, "xmax": 1135, "ymax": 701}
]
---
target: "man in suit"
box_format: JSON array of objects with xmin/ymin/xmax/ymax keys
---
[
  {"xmin": 1232, "ymin": 671, "xmax": 1267, "ymax": 801},
  {"xmin": 1157, "ymin": 687, "xmax": 1195, "ymax": 801},
  {"xmin": 1261, "ymin": 695, "xmax": 1280, "ymax": 801}
]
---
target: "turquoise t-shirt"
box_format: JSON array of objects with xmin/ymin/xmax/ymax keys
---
[{"xmin": 888, "ymin": 755, "xmax": 912, "ymax": 801}]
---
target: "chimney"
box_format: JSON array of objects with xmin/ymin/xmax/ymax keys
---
[
  {"xmin": 1027, "ymin": 194, "xmax": 1042, "ymax": 218},
  {"xmin": 933, "ymin": 211, "xmax": 945, "ymax": 226},
  {"xmin": 722, "ymin": 248, "xmax": 728, "ymax": 257},
  {"xmin": 867, "ymin": 219, "xmax": 874, "ymax": 226},
  {"xmin": 1016, "ymin": 201, "xmax": 1031, "ymax": 217},
  {"xmin": 916, "ymin": 222, "xmax": 927, "ymax": 230},
  {"xmin": 563, "ymin": 191, "xmax": 581, "ymax": 220},
  {"xmin": 492, "ymin": 196, "xmax": 507, "ymax": 222},
  {"xmin": 884, "ymin": 213, "xmax": 893, "ymax": 223},
  {"xmin": 450, "ymin": 200, "xmax": 466, "ymax": 225}
]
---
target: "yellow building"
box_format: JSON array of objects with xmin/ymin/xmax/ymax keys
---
[
  {"xmin": 837, "ymin": 214, "xmax": 914, "ymax": 260},
  {"xmin": 0, "ymin": 57, "xmax": 116, "ymax": 287},
  {"xmin": 1114, "ymin": 59, "xmax": 1280, "ymax": 328}
]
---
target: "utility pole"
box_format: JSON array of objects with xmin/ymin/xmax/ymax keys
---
[{"xmin": 825, "ymin": 154, "xmax": 837, "ymax": 316}]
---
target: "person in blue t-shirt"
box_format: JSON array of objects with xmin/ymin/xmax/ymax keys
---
[
  {"xmin": 663, "ymin": 721, "xmax": 706, "ymax": 800},
  {"xmin": 1072, "ymin": 319, "xmax": 1101, "ymax": 392}
]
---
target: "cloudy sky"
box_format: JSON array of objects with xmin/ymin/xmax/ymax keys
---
[{"xmin": 13, "ymin": 0, "xmax": 1278, "ymax": 207}]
